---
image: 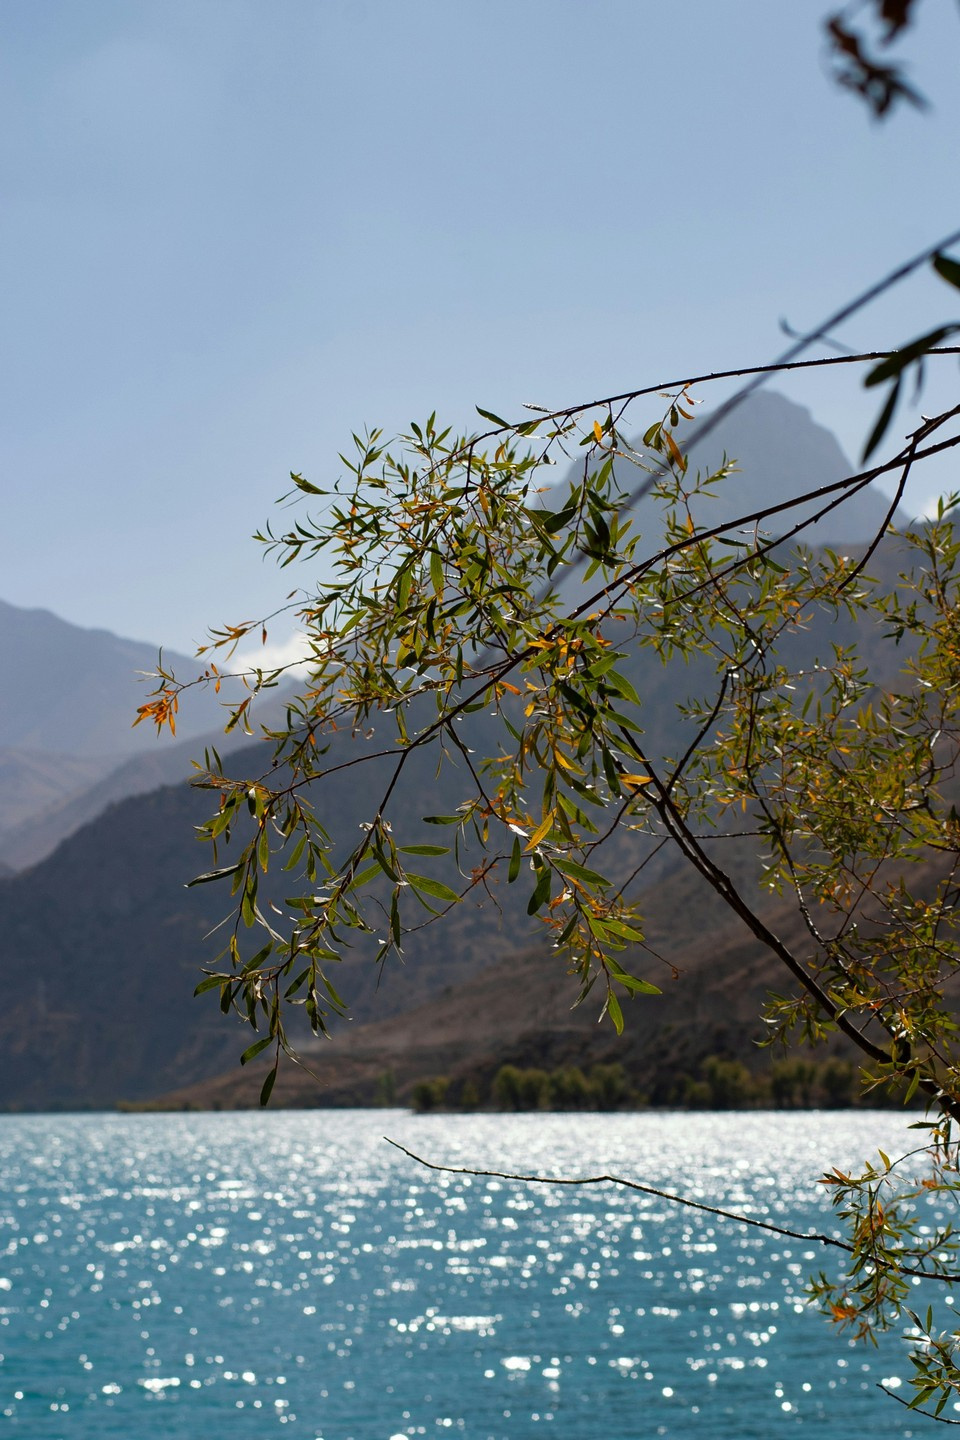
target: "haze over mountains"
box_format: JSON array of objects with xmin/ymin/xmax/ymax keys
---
[
  {"xmin": 0, "ymin": 393, "xmax": 912, "ymax": 1110},
  {"xmin": 0, "ymin": 602, "xmax": 288, "ymax": 871}
]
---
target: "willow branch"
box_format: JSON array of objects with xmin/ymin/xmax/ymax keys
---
[{"xmin": 384, "ymin": 1140, "xmax": 958, "ymax": 1284}]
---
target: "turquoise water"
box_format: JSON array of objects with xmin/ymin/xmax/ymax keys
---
[{"xmin": 0, "ymin": 1110, "xmax": 944, "ymax": 1437}]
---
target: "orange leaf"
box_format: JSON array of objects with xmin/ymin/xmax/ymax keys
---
[{"xmin": 664, "ymin": 428, "xmax": 684, "ymax": 467}]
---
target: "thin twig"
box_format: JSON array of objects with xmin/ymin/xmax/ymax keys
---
[
  {"xmin": 879, "ymin": 1386, "xmax": 960, "ymax": 1424},
  {"xmin": 384, "ymin": 1139, "xmax": 959, "ymax": 1284}
]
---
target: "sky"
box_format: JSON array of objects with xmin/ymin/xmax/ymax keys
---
[{"xmin": 3, "ymin": 0, "xmax": 960, "ymax": 660}]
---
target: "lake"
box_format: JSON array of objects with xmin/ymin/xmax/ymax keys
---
[{"xmin": 0, "ymin": 1110, "xmax": 946, "ymax": 1437}]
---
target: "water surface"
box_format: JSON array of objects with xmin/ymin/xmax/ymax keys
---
[{"xmin": 0, "ymin": 1110, "xmax": 943, "ymax": 1437}]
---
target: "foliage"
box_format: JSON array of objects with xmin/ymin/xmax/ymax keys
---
[
  {"xmin": 396, "ymin": 1054, "xmax": 873, "ymax": 1113},
  {"xmin": 824, "ymin": 0, "xmax": 928, "ymax": 118},
  {"xmin": 491, "ymin": 1061, "xmax": 634, "ymax": 1113},
  {"xmin": 119, "ymin": 0, "xmax": 960, "ymax": 1414},
  {"xmin": 140, "ymin": 295, "xmax": 960, "ymax": 1411},
  {"xmin": 122, "ymin": 5, "xmax": 960, "ymax": 1379},
  {"xmin": 409, "ymin": 1075, "xmax": 448, "ymax": 1113}
]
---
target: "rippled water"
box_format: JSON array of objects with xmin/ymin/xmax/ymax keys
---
[{"xmin": 0, "ymin": 1110, "xmax": 944, "ymax": 1437}]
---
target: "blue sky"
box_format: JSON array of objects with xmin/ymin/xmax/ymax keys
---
[{"xmin": 3, "ymin": 0, "xmax": 959, "ymax": 657}]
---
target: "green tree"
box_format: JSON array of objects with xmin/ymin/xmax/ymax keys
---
[
  {"xmin": 143, "ymin": 329, "xmax": 960, "ymax": 1412},
  {"xmin": 701, "ymin": 1056, "xmax": 754, "ymax": 1110},
  {"xmin": 410, "ymin": 1076, "xmax": 449, "ymax": 1113},
  {"xmin": 491, "ymin": 1065, "xmax": 523, "ymax": 1112},
  {"xmin": 373, "ymin": 1068, "xmax": 396, "ymax": 1107},
  {"xmin": 587, "ymin": 1062, "xmax": 632, "ymax": 1111},
  {"xmin": 820, "ymin": 1057, "xmax": 855, "ymax": 1108},
  {"xmin": 142, "ymin": 322, "xmax": 960, "ymax": 1414},
  {"xmin": 136, "ymin": 4, "xmax": 960, "ymax": 1413},
  {"xmin": 549, "ymin": 1065, "xmax": 591, "ymax": 1111}
]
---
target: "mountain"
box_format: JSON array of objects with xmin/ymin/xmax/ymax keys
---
[
  {"xmin": 673, "ymin": 389, "xmax": 902, "ymax": 544},
  {"xmin": 0, "ymin": 598, "xmax": 207, "ymax": 757},
  {"xmin": 0, "ymin": 690, "xmax": 297, "ymax": 873},
  {"xmin": 0, "ymin": 746, "xmax": 118, "ymax": 841},
  {"xmin": 0, "ymin": 733, "xmax": 817, "ymax": 1112},
  {"xmin": 0, "ymin": 393, "xmax": 919, "ymax": 1110},
  {"xmin": 0, "ymin": 776, "xmax": 250, "ymax": 1110},
  {"xmin": 142, "ymin": 853, "xmax": 823, "ymax": 1112},
  {"xmin": 0, "ymin": 598, "xmax": 283, "ymax": 870}
]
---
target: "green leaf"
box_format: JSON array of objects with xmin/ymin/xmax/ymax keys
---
[
  {"xmin": 241, "ymin": 942, "xmax": 274, "ymax": 974},
  {"xmin": 407, "ymin": 873, "xmax": 460, "ymax": 904},
  {"xmin": 284, "ymin": 966, "xmax": 312, "ymax": 1000},
  {"xmin": 194, "ymin": 972, "xmax": 228, "ymax": 996},
  {"xmin": 617, "ymin": 973, "xmax": 661, "ymax": 995},
  {"xmin": 605, "ymin": 669, "xmax": 641, "ymax": 706},
  {"xmin": 397, "ymin": 563, "xmax": 413, "ymax": 611},
  {"xmin": 552, "ymin": 856, "xmax": 610, "ymax": 888},
  {"xmin": 187, "ymin": 861, "xmax": 244, "ymax": 887},
  {"xmin": 320, "ymin": 971, "xmax": 346, "ymax": 1009},
  {"xmin": 866, "ymin": 326, "xmax": 958, "ymax": 387},
  {"xmin": 397, "ymin": 844, "xmax": 451, "ymax": 856},
  {"xmin": 349, "ymin": 860, "xmax": 386, "ymax": 889},
  {"xmin": 424, "ymin": 814, "xmax": 464, "ymax": 825},
  {"xmin": 282, "ymin": 834, "xmax": 307, "ymax": 872},
  {"xmin": 527, "ymin": 865, "xmax": 552, "ymax": 915},
  {"xmin": 606, "ymin": 990, "xmax": 624, "ymax": 1035},
  {"xmin": 599, "ymin": 917, "xmax": 646, "ymax": 943},
  {"xmin": 240, "ymin": 1036, "xmax": 273, "ymax": 1065},
  {"xmin": 259, "ymin": 1063, "xmax": 278, "ymax": 1106},
  {"xmin": 544, "ymin": 504, "xmax": 578, "ymax": 535},
  {"xmin": 933, "ymin": 252, "xmax": 960, "ymax": 291},
  {"xmin": 476, "ymin": 405, "xmax": 510, "ymax": 427},
  {"xmin": 862, "ymin": 376, "xmax": 901, "ymax": 461},
  {"xmin": 241, "ymin": 878, "xmax": 257, "ymax": 928},
  {"xmin": 508, "ymin": 834, "xmax": 522, "ymax": 884},
  {"xmin": 429, "ymin": 549, "xmax": 444, "ymax": 595}
]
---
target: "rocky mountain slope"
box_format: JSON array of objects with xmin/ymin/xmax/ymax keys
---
[{"xmin": 0, "ymin": 393, "xmax": 921, "ymax": 1109}]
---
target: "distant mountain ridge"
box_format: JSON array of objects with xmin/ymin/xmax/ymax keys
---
[
  {"xmin": 0, "ymin": 693, "xmax": 297, "ymax": 873},
  {"xmin": 0, "ymin": 597, "xmax": 201, "ymax": 757},
  {"xmin": 0, "ymin": 393, "xmax": 920, "ymax": 1109},
  {"xmin": 0, "ymin": 597, "xmax": 285, "ymax": 870},
  {"xmin": 671, "ymin": 390, "xmax": 903, "ymax": 544}
]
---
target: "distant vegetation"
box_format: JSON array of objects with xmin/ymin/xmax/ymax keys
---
[{"xmin": 404, "ymin": 1054, "xmax": 902, "ymax": 1114}]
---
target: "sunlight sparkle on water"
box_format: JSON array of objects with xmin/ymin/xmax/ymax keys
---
[{"xmin": 0, "ymin": 1111, "xmax": 936, "ymax": 1437}]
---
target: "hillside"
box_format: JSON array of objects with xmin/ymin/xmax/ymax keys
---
[
  {"xmin": 0, "ymin": 392, "xmax": 923, "ymax": 1111},
  {"xmin": 0, "ymin": 598, "xmax": 297, "ymax": 871},
  {"xmin": 0, "ymin": 598, "xmax": 214, "ymax": 757},
  {"xmin": 142, "ymin": 850, "xmax": 818, "ymax": 1111},
  {"xmin": 0, "ymin": 688, "xmax": 298, "ymax": 872}
]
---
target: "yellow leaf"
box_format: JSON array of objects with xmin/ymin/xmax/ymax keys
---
[
  {"xmin": 593, "ymin": 420, "xmax": 603, "ymax": 444},
  {"xmin": 620, "ymin": 772, "xmax": 652, "ymax": 789},
  {"xmin": 525, "ymin": 810, "xmax": 555, "ymax": 851}
]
